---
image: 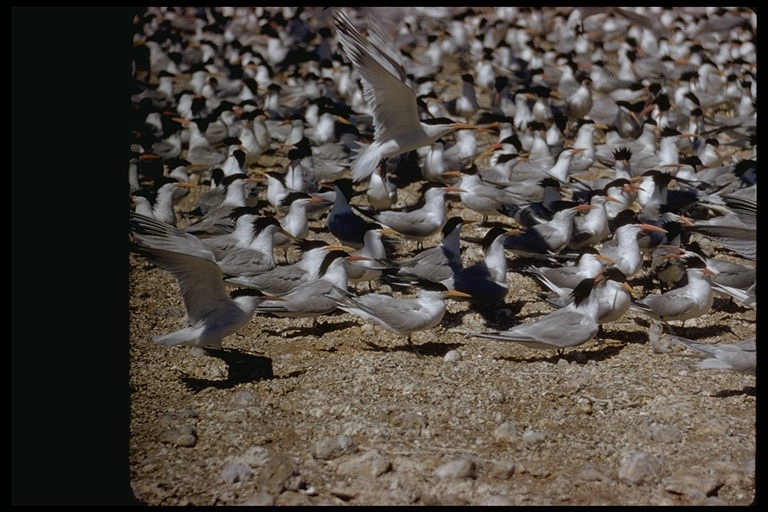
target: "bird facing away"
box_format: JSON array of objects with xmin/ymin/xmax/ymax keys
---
[
  {"xmin": 183, "ymin": 173, "xmax": 262, "ymax": 237},
  {"xmin": 333, "ymin": 10, "xmax": 478, "ymax": 182},
  {"xmin": 440, "ymin": 226, "xmax": 513, "ymax": 305},
  {"xmin": 344, "ymin": 224, "xmax": 399, "ymax": 288},
  {"xmin": 129, "ymin": 212, "xmax": 278, "ymax": 353},
  {"xmin": 599, "ymin": 214, "xmax": 668, "ymax": 278},
  {"xmin": 325, "ymin": 180, "xmax": 379, "ymax": 249},
  {"xmin": 534, "ymin": 266, "xmax": 634, "ymax": 326},
  {"xmin": 214, "ymin": 216, "xmax": 294, "ymax": 278},
  {"xmin": 523, "ymin": 246, "xmax": 616, "ymax": 292},
  {"xmin": 224, "ymin": 240, "xmax": 351, "ymax": 296}
]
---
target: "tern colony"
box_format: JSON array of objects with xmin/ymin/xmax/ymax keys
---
[{"xmin": 130, "ymin": 7, "xmax": 755, "ymax": 371}]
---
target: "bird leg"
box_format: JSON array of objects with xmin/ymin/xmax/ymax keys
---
[
  {"xmin": 595, "ymin": 325, "xmax": 605, "ymax": 345},
  {"xmin": 406, "ymin": 335, "xmax": 423, "ymax": 358}
]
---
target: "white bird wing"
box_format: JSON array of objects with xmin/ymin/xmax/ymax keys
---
[
  {"xmin": 132, "ymin": 245, "xmax": 234, "ymax": 326},
  {"xmin": 697, "ymin": 350, "xmax": 756, "ymax": 375},
  {"xmin": 334, "ymin": 10, "xmax": 421, "ymax": 144},
  {"xmin": 668, "ymin": 334, "xmax": 756, "ymax": 375},
  {"xmin": 638, "ymin": 291, "xmax": 699, "ymax": 319},
  {"xmin": 340, "ymin": 293, "xmax": 444, "ymax": 334},
  {"xmin": 227, "ymin": 265, "xmax": 309, "ymax": 295},
  {"xmin": 130, "ymin": 213, "xmax": 238, "ymax": 325},
  {"xmin": 712, "ymin": 282, "xmax": 756, "ymax": 310},
  {"xmin": 255, "ymin": 280, "xmax": 339, "ymax": 316},
  {"xmin": 474, "ymin": 307, "xmax": 597, "ymax": 349},
  {"xmin": 130, "ymin": 212, "xmax": 217, "ymax": 262}
]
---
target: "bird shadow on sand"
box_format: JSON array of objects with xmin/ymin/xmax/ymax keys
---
[
  {"xmin": 711, "ymin": 296, "xmax": 754, "ymax": 315},
  {"xmin": 460, "ymin": 299, "xmax": 528, "ymax": 326},
  {"xmin": 711, "ymin": 386, "xmax": 756, "ymax": 398},
  {"xmin": 495, "ymin": 342, "xmax": 626, "ymax": 365},
  {"xmin": 598, "ymin": 326, "xmax": 651, "ymax": 345},
  {"xmin": 630, "ymin": 316, "xmax": 735, "ymax": 340},
  {"xmin": 260, "ymin": 318, "xmax": 360, "ymax": 339},
  {"xmin": 179, "ymin": 347, "xmax": 303, "ymax": 392},
  {"xmin": 361, "ymin": 339, "xmax": 463, "ymax": 358}
]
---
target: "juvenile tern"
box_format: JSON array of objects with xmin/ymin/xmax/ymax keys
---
[{"xmin": 333, "ymin": 10, "xmax": 478, "ymax": 182}]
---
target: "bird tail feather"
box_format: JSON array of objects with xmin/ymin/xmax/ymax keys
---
[
  {"xmin": 154, "ymin": 329, "xmax": 202, "ymax": 348},
  {"xmin": 351, "ymin": 142, "xmax": 378, "ymax": 182}
]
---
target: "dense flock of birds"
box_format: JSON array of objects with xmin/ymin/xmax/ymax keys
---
[{"xmin": 129, "ymin": 7, "xmax": 756, "ymax": 374}]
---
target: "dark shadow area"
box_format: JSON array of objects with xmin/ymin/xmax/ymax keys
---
[
  {"xmin": 711, "ymin": 296, "xmax": 754, "ymax": 315},
  {"xmin": 495, "ymin": 340, "xmax": 626, "ymax": 365},
  {"xmin": 179, "ymin": 348, "xmax": 285, "ymax": 392},
  {"xmin": 712, "ymin": 386, "xmax": 756, "ymax": 398},
  {"xmin": 260, "ymin": 318, "xmax": 360, "ymax": 338},
  {"xmin": 361, "ymin": 339, "xmax": 464, "ymax": 358},
  {"xmin": 629, "ymin": 316, "xmax": 735, "ymax": 340},
  {"xmin": 507, "ymin": 254, "xmax": 573, "ymax": 273},
  {"xmin": 465, "ymin": 298, "xmax": 528, "ymax": 326},
  {"xmin": 598, "ymin": 326, "xmax": 651, "ymax": 345}
]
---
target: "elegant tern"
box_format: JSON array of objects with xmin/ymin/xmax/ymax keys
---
[
  {"xmin": 503, "ymin": 201, "xmax": 595, "ymax": 258},
  {"xmin": 523, "ymin": 246, "xmax": 616, "ymax": 292},
  {"xmin": 251, "ymin": 250, "xmax": 366, "ymax": 322},
  {"xmin": 344, "ymin": 224, "xmax": 399, "ymax": 289},
  {"xmin": 630, "ymin": 256, "xmax": 715, "ymax": 328},
  {"xmin": 373, "ymin": 183, "xmax": 464, "ymax": 248},
  {"xmin": 129, "ymin": 212, "xmax": 280, "ymax": 352},
  {"xmin": 391, "ymin": 216, "xmax": 468, "ymax": 284},
  {"xmin": 535, "ymin": 267, "xmax": 634, "ymax": 327},
  {"xmin": 225, "ymin": 240, "xmax": 351, "ymax": 297},
  {"xmin": 663, "ymin": 326, "xmax": 756, "ymax": 376},
  {"xmin": 326, "ymin": 281, "xmax": 471, "ymax": 351},
  {"xmin": 333, "ymin": 10, "xmax": 478, "ymax": 182},
  {"xmin": 440, "ymin": 227, "xmax": 513, "ymax": 305},
  {"xmin": 469, "ymin": 276, "xmax": 602, "ymax": 353}
]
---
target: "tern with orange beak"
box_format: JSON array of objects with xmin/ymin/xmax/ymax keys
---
[{"xmin": 333, "ymin": 10, "xmax": 479, "ymax": 183}]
